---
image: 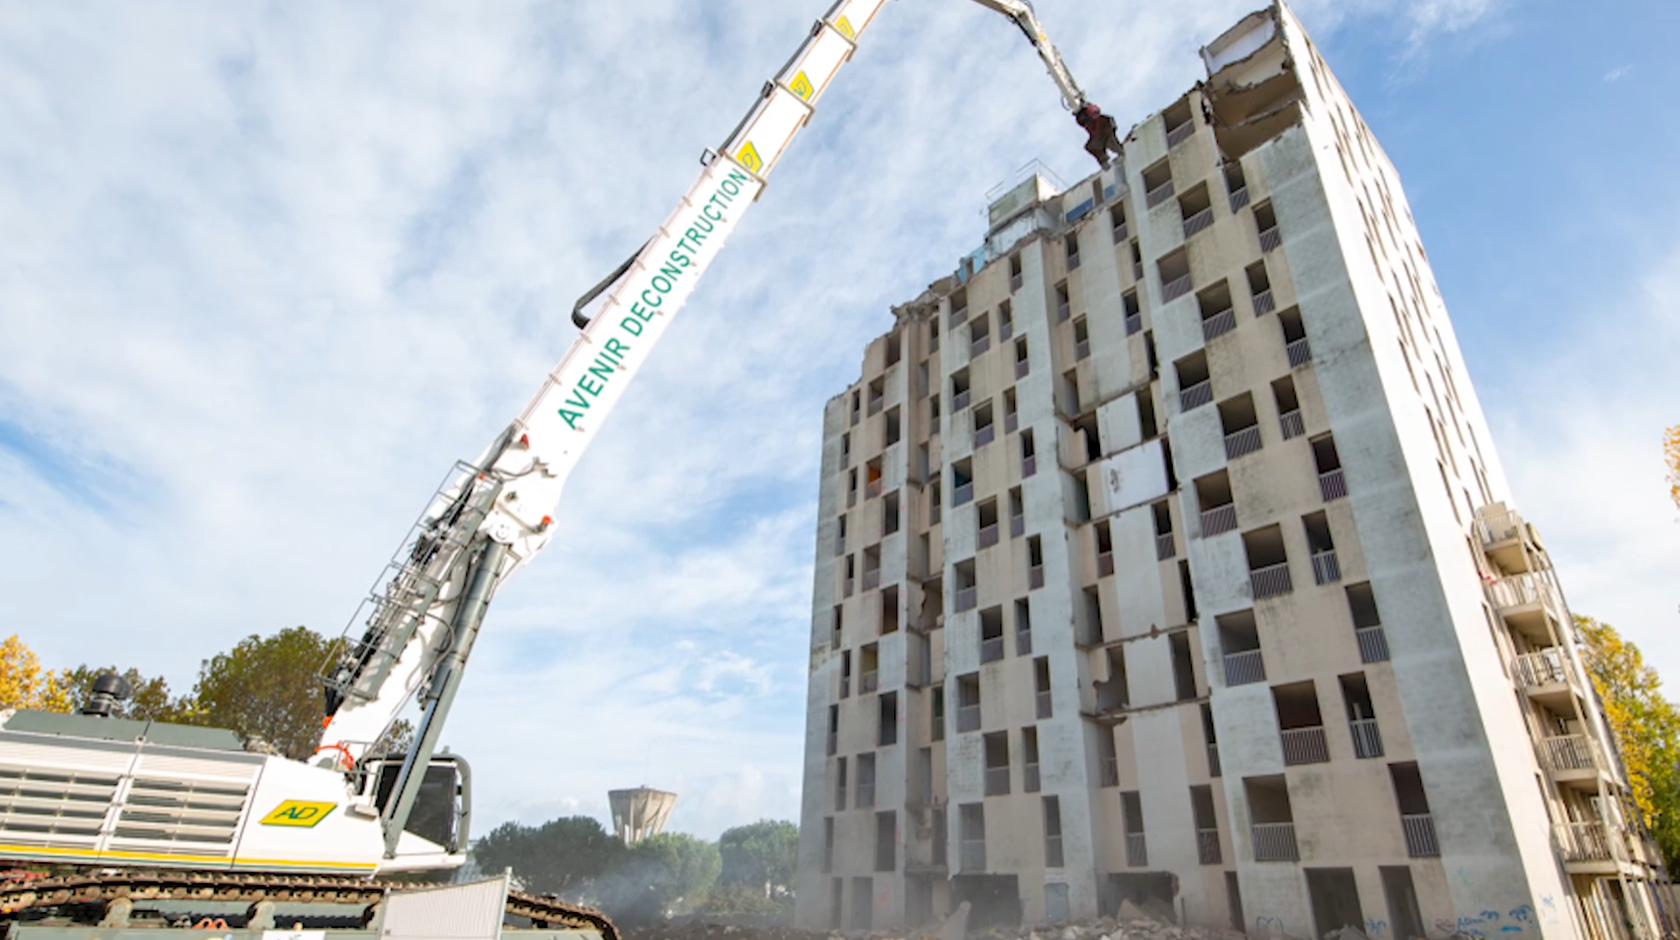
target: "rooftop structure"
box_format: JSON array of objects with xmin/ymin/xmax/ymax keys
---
[{"xmin": 608, "ymin": 787, "xmax": 677, "ymax": 846}]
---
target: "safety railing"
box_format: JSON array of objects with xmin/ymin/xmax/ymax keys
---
[
  {"xmin": 1224, "ymin": 425, "xmax": 1262, "ymax": 460},
  {"xmin": 1201, "ymin": 504, "xmax": 1238, "ymax": 537},
  {"xmin": 1223, "ymin": 650, "xmax": 1266, "ymax": 686},
  {"xmin": 1252, "ymin": 822, "xmax": 1298, "ymax": 861},
  {"xmin": 1281, "ymin": 726, "xmax": 1329, "ymax": 765},
  {"xmin": 1202, "ymin": 307, "xmax": 1237, "ymax": 341},
  {"xmin": 1250, "ymin": 561, "xmax": 1293, "ymax": 599}
]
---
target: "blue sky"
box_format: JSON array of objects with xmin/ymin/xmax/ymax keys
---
[{"xmin": 0, "ymin": 0, "xmax": 1674, "ymax": 841}]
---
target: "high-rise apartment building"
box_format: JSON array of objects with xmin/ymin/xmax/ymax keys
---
[{"xmin": 792, "ymin": 5, "xmax": 1672, "ymax": 940}]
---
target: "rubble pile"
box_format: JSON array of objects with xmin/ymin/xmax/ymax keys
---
[{"xmin": 623, "ymin": 907, "xmax": 1250, "ymax": 940}]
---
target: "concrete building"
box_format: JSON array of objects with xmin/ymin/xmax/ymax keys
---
[
  {"xmin": 608, "ymin": 787, "xmax": 677, "ymax": 845},
  {"xmin": 792, "ymin": 5, "xmax": 1673, "ymax": 940}
]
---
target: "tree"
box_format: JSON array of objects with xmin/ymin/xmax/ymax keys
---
[
  {"xmin": 59, "ymin": 665, "xmax": 183, "ymax": 721},
  {"xmin": 1666, "ymin": 424, "xmax": 1679, "ymax": 511},
  {"xmin": 473, "ymin": 816, "xmax": 625, "ymax": 899},
  {"xmin": 0, "ymin": 635, "xmax": 71, "ymax": 713},
  {"xmin": 717, "ymin": 820, "xmax": 798, "ymax": 896},
  {"xmin": 1574, "ymin": 615, "xmax": 1680, "ymax": 870},
  {"xmin": 181, "ymin": 626, "xmax": 333, "ymax": 760},
  {"xmin": 593, "ymin": 832, "xmax": 720, "ymax": 924}
]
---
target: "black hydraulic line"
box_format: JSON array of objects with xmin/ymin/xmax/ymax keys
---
[{"xmin": 571, "ymin": 240, "xmax": 650, "ymax": 330}]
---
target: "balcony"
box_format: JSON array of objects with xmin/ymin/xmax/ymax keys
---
[
  {"xmin": 860, "ymin": 671, "xmax": 879, "ymax": 694},
  {"xmin": 1132, "ymin": 261, "xmax": 1144, "ymax": 281},
  {"xmin": 827, "ymin": 730, "xmax": 838, "ymax": 756},
  {"xmin": 1311, "ymin": 549, "xmax": 1342, "ymax": 585},
  {"xmin": 1476, "ymin": 509, "xmax": 1526, "ymax": 546},
  {"xmin": 1259, "ymin": 226, "xmax": 1282, "ymax": 252},
  {"xmin": 1156, "ymin": 532, "xmax": 1175, "ymax": 560},
  {"xmin": 960, "ymin": 838, "xmax": 987, "ymax": 872},
  {"xmin": 863, "ymin": 569, "xmax": 881, "ymax": 590},
  {"xmin": 1515, "ymin": 648, "xmax": 1577, "ymax": 693},
  {"xmin": 957, "ymin": 704, "xmax": 981, "ymax": 733},
  {"xmin": 1223, "ymin": 650, "xmax": 1266, "ymax": 686},
  {"xmin": 1319, "ymin": 468, "xmax": 1347, "ymax": 501},
  {"xmin": 1224, "ymin": 425, "xmax": 1262, "ymax": 460},
  {"xmin": 1250, "ymin": 561, "xmax": 1293, "ymax": 599},
  {"xmin": 951, "ymin": 306, "xmax": 969, "ymax": 327},
  {"xmin": 1004, "ymin": 412, "xmax": 1018, "ymax": 433},
  {"xmin": 1010, "ymin": 514, "xmax": 1025, "ymax": 538},
  {"xmin": 1076, "ymin": 338, "xmax": 1090, "ymax": 360},
  {"xmin": 952, "ymin": 389, "xmax": 971, "ymax": 412},
  {"xmin": 1197, "ymin": 829, "xmax": 1222, "ymax": 865},
  {"xmin": 1253, "ymin": 288, "xmax": 1275, "ymax": 315},
  {"xmin": 1167, "ymin": 119, "xmax": 1196, "ymax": 148},
  {"xmin": 1036, "ymin": 690, "xmax": 1053, "ymax": 719},
  {"xmin": 1202, "ymin": 307, "xmax": 1237, "ymax": 341},
  {"xmin": 1229, "ymin": 187, "xmax": 1250, "ymax": 213},
  {"xmin": 1022, "ymin": 455, "xmax": 1036, "ymax": 477},
  {"xmin": 971, "ymin": 336, "xmax": 990, "ymax": 358},
  {"xmin": 954, "ymin": 482, "xmax": 974, "ymax": 506},
  {"xmin": 974, "ymin": 425, "xmax": 995, "ymax": 449},
  {"xmin": 1056, "ymin": 299, "xmax": 1071, "ymax": 322},
  {"xmin": 1010, "ymin": 273, "xmax": 1023, "ymax": 293},
  {"xmin": 1125, "ymin": 312, "xmax": 1142, "ymax": 335},
  {"xmin": 1555, "ymin": 821, "xmax": 1614, "ymax": 863},
  {"xmin": 1112, "ymin": 221, "xmax": 1130, "ymax": 244},
  {"xmin": 1201, "ymin": 504, "xmax": 1238, "ymax": 537},
  {"xmin": 1279, "ymin": 408, "xmax": 1304, "ymax": 440},
  {"xmin": 955, "ymin": 587, "xmax": 978, "ymax": 612},
  {"xmin": 1207, "ymin": 742, "xmax": 1221, "ymax": 777},
  {"xmin": 984, "ymin": 766, "xmax": 1010, "ymax": 796},
  {"xmin": 1402, "ymin": 813, "xmax": 1440, "ymax": 858},
  {"xmin": 1540, "ymin": 734, "xmax": 1598, "ymax": 775},
  {"xmin": 1252, "ymin": 822, "xmax": 1299, "ymax": 862},
  {"xmin": 1183, "ymin": 207, "xmax": 1215, "ymax": 239},
  {"xmin": 978, "ymin": 523, "xmax": 999, "ymax": 549},
  {"xmin": 1016, "ymin": 358, "xmax": 1030, "ymax": 379},
  {"xmin": 1146, "ymin": 179, "xmax": 1176, "ymax": 209},
  {"xmin": 1162, "ymin": 274, "xmax": 1193, "ymax": 303},
  {"xmin": 1180, "ymin": 380, "xmax": 1214, "ymax": 412},
  {"xmin": 1350, "ymin": 718, "xmax": 1384, "ymax": 759},
  {"xmin": 1029, "ymin": 564, "xmax": 1044, "ymax": 590},
  {"xmin": 1126, "ymin": 833, "xmax": 1149, "ymax": 867},
  {"xmin": 1286, "ymin": 337, "xmax": 1312, "ymax": 368},
  {"xmin": 980, "ymin": 636, "xmax": 1004, "ymax": 664},
  {"xmin": 1098, "ymin": 550, "xmax": 1114, "ymax": 578},
  {"xmin": 1023, "ymin": 762, "xmax": 1040, "ymax": 793},
  {"xmin": 1280, "ymin": 726, "xmax": 1329, "ymax": 765},
  {"xmin": 1357, "ymin": 625, "xmax": 1391, "ymax": 664}
]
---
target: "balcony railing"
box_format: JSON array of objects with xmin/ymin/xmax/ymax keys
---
[
  {"xmin": 1197, "ymin": 828, "xmax": 1222, "ymax": 865},
  {"xmin": 955, "ymin": 586, "xmax": 977, "ymax": 612},
  {"xmin": 1202, "ymin": 307, "xmax": 1237, "ymax": 341},
  {"xmin": 1146, "ymin": 179, "xmax": 1176, "ymax": 208},
  {"xmin": 1259, "ymin": 226, "xmax": 1282, "ymax": 252},
  {"xmin": 974, "ymin": 425, "xmax": 995, "ymax": 449},
  {"xmin": 860, "ymin": 671, "xmax": 878, "ymax": 694},
  {"xmin": 1076, "ymin": 339, "xmax": 1090, "ymax": 360},
  {"xmin": 1010, "ymin": 514, "xmax": 1025, "ymax": 538},
  {"xmin": 1017, "ymin": 627, "xmax": 1032, "ymax": 656},
  {"xmin": 1319, "ymin": 468, "xmax": 1347, "ymax": 501},
  {"xmin": 1156, "ymin": 532, "xmax": 1175, "ymax": 560},
  {"xmin": 1252, "ymin": 822, "xmax": 1299, "ymax": 861},
  {"xmin": 1223, "ymin": 649, "xmax": 1266, "ymax": 686},
  {"xmin": 1098, "ymin": 551, "xmax": 1114, "ymax": 577},
  {"xmin": 1515, "ymin": 648, "xmax": 1572, "ymax": 689},
  {"xmin": 960, "ymin": 838, "xmax": 986, "ymax": 872},
  {"xmin": 1311, "ymin": 549, "xmax": 1342, "ymax": 585},
  {"xmin": 1250, "ymin": 561, "xmax": 1293, "ymax": 599},
  {"xmin": 868, "ymin": 396, "xmax": 883, "ymax": 416},
  {"xmin": 1541, "ymin": 734, "xmax": 1597, "ymax": 773},
  {"xmin": 1476, "ymin": 510, "xmax": 1524, "ymax": 546},
  {"xmin": 863, "ymin": 569, "xmax": 881, "ymax": 591},
  {"xmin": 1162, "ymin": 273, "xmax": 1193, "ymax": 303},
  {"xmin": 999, "ymin": 320, "xmax": 1012, "ymax": 341},
  {"xmin": 1068, "ymin": 251, "xmax": 1082, "ymax": 271},
  {"xmin": 952, "ymin": 389, "xmax": 971, "ymax": 412},
  {"xmin": 1180, "ymin": 380, "xmax": 1214, "ymax": 412},
  {"xmin": 978, "ymin": 523, "xmax": 999, "ymax": 549},
  {"xmin": 1279, "ymin": 409, "xmax": 1304, "ymax": 440},
  {"xmin": 1229, "ymin": 187, "xmax": 1250, "ymax": 213},
  {"xmin": 827, "ymin": 731, "xmax": 838, "ymax": 755},
  {"xmin": 843, "ymin": 576, "xmax": 855, "ymax": 596},
  {"xmin": 1029, "ymin": 564, "xmax": 1044, "ymax": 590},
  {"xmin": 1023, "ymin": 762, "xmax": 1040, "ymax": 793},
  {"xmin": 1287, "ymin": 337, "xmax": 1313, "ymax": 368},
  {"xmin": 951, "ymin": 306, "xmax": 969, "ymax": 326},
  {"xmin": 1357, "ymin": 625, "xmax": 1391, "ymax": 663},
  {"xmin": 1201, "ymin": 504, "xmax": 1238, "ymax": 537},
  {"xmin": 1056, "ymin": 300, "xmax": 1071, "ymax": 322},
  {"xmin": 1556, "ymin": 821, "xmax": 1613, "ymax": 863},
  {"xmin": 1101, "ymin": 756, "xmax": 1119, "ymax": 787},
  {"xmin": 1036, "ymin": 690, "xmax": 1052, "ymax": 719},
  {"xmin": 980, "ymin": 636, "xmax": 1004, "ymax": 664},
  {"xmin": 1126, "ymin": 832, "xmax": 1149, "ymax": 867},
  {"xmin": 1402, "ymin": 813, "xmax": 1440, "ymax": 858},
  {"xmin": 1166, "ymin": 120, "xmax": 1196, "ymax": 147},
  {"xmin": 956, "ymin": 703, "xmax": 981, "ymax": 733},
  {"xmin": 1022, "ymin": 454, "xmax": 1037, "ymax": 477},
  {"xmin": 1350, "ymin": 718, "xmax": 1384, "ymax": 759},
  {"xmin": 1125, "ymin": 312, "xmax": 1142, "ymax": 335},
  {"xmin": 1281, "ymin": 726, "xmax": 1330, "ymax": 765},
  {"xmin": 1016, "ymin": 358, "xmax": 1030, "ymax": 379},
  {"xmin": 1010, "ymin": 273, "xmax": 1023, "ymax": 293},
  {"xmin": 1132, "ymin": 261, "xmax": 1144, "ymax": 281},
  {"xmin": 954, "ymin": 482, "xmax": 974, "ymax": 505},
  {"xmin": 1112, "ymin": 221, "xmax": 1130, "ymax": 244},
  {"xmin": 1004, "ymin": 412, "xmax": 1018, "ymax": 434},
  {"xmin": 1253, "ymin": 288, "xmax": 1275, "ymax": 315},
  {"xmin": 1184, "ymin": 207, "xmax": 1215, "ymax": 238},
  {"xmin": 971, "ymin": 336, "xmax": 991, "ymax": 358},
  {"xmin": 1207, "ymin": 742, "xmax": 1221, "ymax": 777},
  {"xmin": 1224, "ymin": 425, "xmax": 1262, "ymax": 460},
  {"xmin": 984, "ymin": 766, "xmax": 1010, "ymax": 796}
]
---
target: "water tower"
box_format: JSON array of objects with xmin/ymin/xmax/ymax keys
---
[{"xmin": 608, "ymin": 787, "xmax": 677, "ymax": 845}]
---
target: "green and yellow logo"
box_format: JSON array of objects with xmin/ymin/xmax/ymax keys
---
[
  {"xmin": 736, "ymin": 142, "xmax": 764, "ymax": 174},
  {"xmin": 260, "ymin": 800, "xmax": 337, "ymax": 828},
  {"xmin": 789, "ymin": 71, "xmax": 814, "ymax": 101}
]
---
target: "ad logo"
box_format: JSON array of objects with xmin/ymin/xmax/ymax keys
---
[{"xmin": 259, "ymin": 800, "xmax": 337, "ymax": 828}]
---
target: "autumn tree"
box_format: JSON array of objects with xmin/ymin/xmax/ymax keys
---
[
  {"xmin": 1666, "ymin": 424, "xmax": 1679, "ymax": 510},
  {"xmin": 0, "ymin": 635, "xmax": 71, "ymax": 712},
  {"xmin": 180, "ymin": 626, "xmax": 333, "ymax": 760},
  {"xmin": 1574, "ymin": 615, "xmax": 1680, "ymax": 870}
]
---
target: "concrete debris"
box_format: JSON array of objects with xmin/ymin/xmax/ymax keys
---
[{"xmin": 623, "ymin": 915, "xmax": 1249, "ymax": 940}]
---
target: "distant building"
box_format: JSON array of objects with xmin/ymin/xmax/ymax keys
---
[
  {"xmin": 792, "ymin": 3, "xmax": 1673, "ymax": 939},
  {"xmin": 609, "ymin": 787, "xmax": 677, "ymax": 845}
]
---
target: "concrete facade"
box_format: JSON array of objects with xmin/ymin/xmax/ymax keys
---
[{"xmin": 793, "ymin": 6, "xmax": 1672, "ymax": 940}]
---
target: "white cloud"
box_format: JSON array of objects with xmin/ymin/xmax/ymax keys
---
[
  {"xmin": 0, "ymin": 0, "xmax": 1512, "ymax": 843},
  {"xmin": 1604, "ymin": 64, "xmax": 1635, "ymax": 83}
]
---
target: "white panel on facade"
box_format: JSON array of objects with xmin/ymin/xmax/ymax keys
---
[{"xmin": 1098, "ymin": 440, "xmax": 1168, "ymax": 516}]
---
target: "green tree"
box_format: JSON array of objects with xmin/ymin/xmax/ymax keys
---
[
  {"xmin": 473, "ymin": 816, "xmax": 625, "ymax": 898},
  {"xmin": 717, "ymin": 819, "xmax": 798, "ymax": 896},
  {"xmin": 59, "ymin": 665, "xmax": 184, "ymax": 721},
  {"xmin": 607, "ymin": 832, "xmax": 720, "ymax": 923},
  {"xmin": 181, "ymin": 626, "xmax": 333, "ymax": 760},
  {"xmin": 0, "ymin": 635, "xmax": 71, "ymax": 712},
  {"xmin": 1575, "ymin": 615, "xmax": 1680, "ymax": 870}
]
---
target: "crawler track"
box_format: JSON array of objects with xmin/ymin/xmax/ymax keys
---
[{"xmin": 0, "ymin": 870, "xmax": 617, "ymax": 940}]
